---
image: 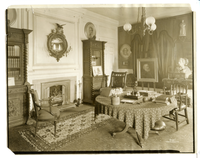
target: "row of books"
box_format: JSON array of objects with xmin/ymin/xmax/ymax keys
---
[
  {"xmin": 8, "ymin": 70, "xmax": 20, "ymax": 80},
  {"xmin": 8, "ymin": 58, "xmax": 20, "ymax": 68},
  {"xmin": 8, "ymin": 46, "xmax": 20, "ymax": 56}
]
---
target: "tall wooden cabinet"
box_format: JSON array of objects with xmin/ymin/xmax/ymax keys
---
[
  {"xmin": 82, "ymin": 39, "xmax": 108, "ymax": 104},
  {"xmin": 7, "ymin": 26, "xmax": 32, "ymax": 127}
]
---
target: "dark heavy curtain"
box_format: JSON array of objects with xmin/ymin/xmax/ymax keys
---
[
  {"xmin": 131, "ymin": 34, "xmax": 143, "ymax": 76},
  {"xmin": 152, "ymin": 30, "xmax": 175, "ymax": 79}
]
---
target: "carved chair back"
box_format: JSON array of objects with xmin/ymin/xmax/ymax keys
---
[
  {"xmin": 109, "ymin": 71, "xmax": 127, "ymax": 89},
  {"xmin": 126, "ymin": 73, "xmax": 137, "ymax": 88}
]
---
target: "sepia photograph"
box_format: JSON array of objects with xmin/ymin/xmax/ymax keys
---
[
  {"xmin": 3, "ymin": 0, "xmax": 199, "ymax": 156},
  {"xmin": 137, "ymin": 58, "xmax": 158, "ymax": 82}
]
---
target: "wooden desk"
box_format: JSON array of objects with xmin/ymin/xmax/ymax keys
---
[{"xmin": 95, "ymin": 95, "xmax": 177, "ymax": 147}]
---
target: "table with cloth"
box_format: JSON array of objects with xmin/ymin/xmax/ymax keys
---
[{"xmin": 95, "ymin": 95, "xmax": 177, "ymax": 147}]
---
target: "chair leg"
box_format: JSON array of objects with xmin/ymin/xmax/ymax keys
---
[
  {"xmin": 54, "ymin": 121, "xmax": 56, "ymax": 136},
  {"xmin": 35, "ymin": 121, "xmax": 38, "ymax": 137},
  {"xmin": 175, "ymin": 111, "xmax": 178, "ymax": 131},
  {"xmin": 185, "ymin": 108, "xmax": 189, "ymax": 124}
]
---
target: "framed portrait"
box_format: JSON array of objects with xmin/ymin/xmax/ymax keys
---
[
  {"xmin": 137, "ymin": 58, "xmax": 158, "ymax": 82},
  {"xmin": 8, "ymin": 77, "xmax": 15, "ymax": 86},
  {"xmin": 119, "ymin": 44, "xmax": 132, "ymax": 69},
  {"xmin": 84, "ymin": 22, "xmax": 96, "ymax": 39},
  {"xmin": 92, "ymin": 66, "xmax": 103, "ymax": 76},
  {"xmin": 120, "ymin": 44, "xmax": 132, "ymax": 60}
]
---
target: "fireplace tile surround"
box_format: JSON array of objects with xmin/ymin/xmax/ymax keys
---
[
  {"xmin": 42, "ymin": 80, "xmax": 70, "ymax": 105},
  {"xmin": 32, "ymin": 76, "xmax": 77, "ymax": 107}
]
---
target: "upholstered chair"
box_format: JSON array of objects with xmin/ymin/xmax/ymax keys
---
[{"xmin": 29, "ymin": 89, "xmax": 60, "ymax": 136}]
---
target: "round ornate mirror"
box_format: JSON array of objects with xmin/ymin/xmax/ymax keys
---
[{"xmin": 47, "ymin": 24, "xmax": 69, "ymax": 62}]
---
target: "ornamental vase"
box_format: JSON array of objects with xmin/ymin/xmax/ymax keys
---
[{"xmin": 111, "ymin": 96, "xmax": 120, "ymax": 105}]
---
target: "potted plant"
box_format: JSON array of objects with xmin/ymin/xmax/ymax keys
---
[{"xmin": 110, "ymin": 88, "xmax": 123, "ymax": 105}]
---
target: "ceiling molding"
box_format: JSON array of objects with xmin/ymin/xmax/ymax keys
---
[
  {"xmin": 76, "ymin": 8, "xmax": 119, "ymax": 26},
  {"xmin": 84, "ymin": 6, "xmax": 192, "ymax": 26}
]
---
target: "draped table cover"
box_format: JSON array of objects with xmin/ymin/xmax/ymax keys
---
[{"xmin": 95, "ymin": 95, "xmax": 177, "ymax": 140}]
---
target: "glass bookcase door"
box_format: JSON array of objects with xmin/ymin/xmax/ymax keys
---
[
  {"xmin": 7, "ymin": 44, "xmax": 24, "ymax": 85},
  {"xmin": 92, "ymin": 50, "xmax": 102, "ymax": 66},
  {"xmin": 91, "ymin": 49, "xmax": 103, "ymax": 76}
]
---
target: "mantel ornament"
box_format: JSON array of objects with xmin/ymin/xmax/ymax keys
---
[{"xmin": 47, "ymin": 23, "xmax": 71, "ymax": 62}]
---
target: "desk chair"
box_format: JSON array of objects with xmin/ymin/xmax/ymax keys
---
[
  {"xmin": 109, "ymin": 71, "xmax": 127, "ymax": 89},
  {"xmin": 163, "ymin": 81, "xmax": 189, "ymax": 131},
  {"xmin": 29, "ymin": 89, "xmax": 60, "ymax": 136}
]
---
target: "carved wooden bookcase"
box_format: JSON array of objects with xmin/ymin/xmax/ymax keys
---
[
  {"xmin": 82, "ymin": 39, "xmax": 108, "ymax": 104},
  {"xmin": 7, "ymin": 27, "xmax": 32, "ymax": 127}
]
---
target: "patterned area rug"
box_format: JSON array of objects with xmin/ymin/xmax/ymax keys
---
[{"xmin": 19, "ymin": 108, "xmax": 111, "ymax": 151}]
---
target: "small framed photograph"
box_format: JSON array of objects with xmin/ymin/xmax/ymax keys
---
[
  {"xmin": 93, "ymin": 66, "xmax": 103, "ymax": 76},
  {"xmin": 137, "ymin": 58, "xmax": 158, "ymax": 82},
  {"xmin": 122, "ymin": 61, "xmax": 128, "ymax": 66},
  {"xmin": 8, "ymin": 77, "xmax": 15, "ymax": 86}
]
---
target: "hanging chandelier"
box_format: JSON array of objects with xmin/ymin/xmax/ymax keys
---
[{"xmin": 123, "ymin": 7, "xmax": 157, "ymax": 36}]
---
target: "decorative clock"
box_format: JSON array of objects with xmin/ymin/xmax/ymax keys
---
[{"xmin": 47, "ymin": 23, "xmax": 71, "ymax": 62}]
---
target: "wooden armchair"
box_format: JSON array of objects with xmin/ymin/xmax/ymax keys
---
[
  {"xmin": 109, "ymin": 71, "xmax": 127, "ymax": 89},
  {"xmin": 162, "ymin": 80, "xmax": 189, "ymax": 131},
  {"xmin": 29, "ymin": 89, "xmax": 61, "ymax": 136}
]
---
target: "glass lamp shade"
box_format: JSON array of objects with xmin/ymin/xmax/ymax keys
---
[
  {"xmin": 151, "ymin": 23, "xmax": 157, "ymax": 31},
  {"xmin": 146, "ymin": 17, "xmax": 156, "ymax": 26},
  {"xmin": 123, "ymin": 23, "xmax": 132, "ymax": 31}
]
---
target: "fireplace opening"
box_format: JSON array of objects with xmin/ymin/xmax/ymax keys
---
[{"xmin": 50, "ymin": 85, "xmax": 63, "ymax": 106}]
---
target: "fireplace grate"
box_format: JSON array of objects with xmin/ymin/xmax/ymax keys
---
[{"xmin": 50, "ymin": 85, "xmax": 63, "ymax": 106}]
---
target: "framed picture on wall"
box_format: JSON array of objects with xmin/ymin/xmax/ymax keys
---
[
  {"xmin": 93, "ymin": 66, "xmax": 103, "ymax": 76},
  {"xmin": 120, "ymin": 44, "xmax": 132, "ymax": 59},
  {"xmin": 137, "ymin": 58, "xmax": 158, "ymax": 82},
  {"xmin": 118, "ymin": 44, "xmax": 133, "ymax": 69},
  {"xmin": 8, "ymin": 77, "xmax": 15, "ymax": 86}
]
